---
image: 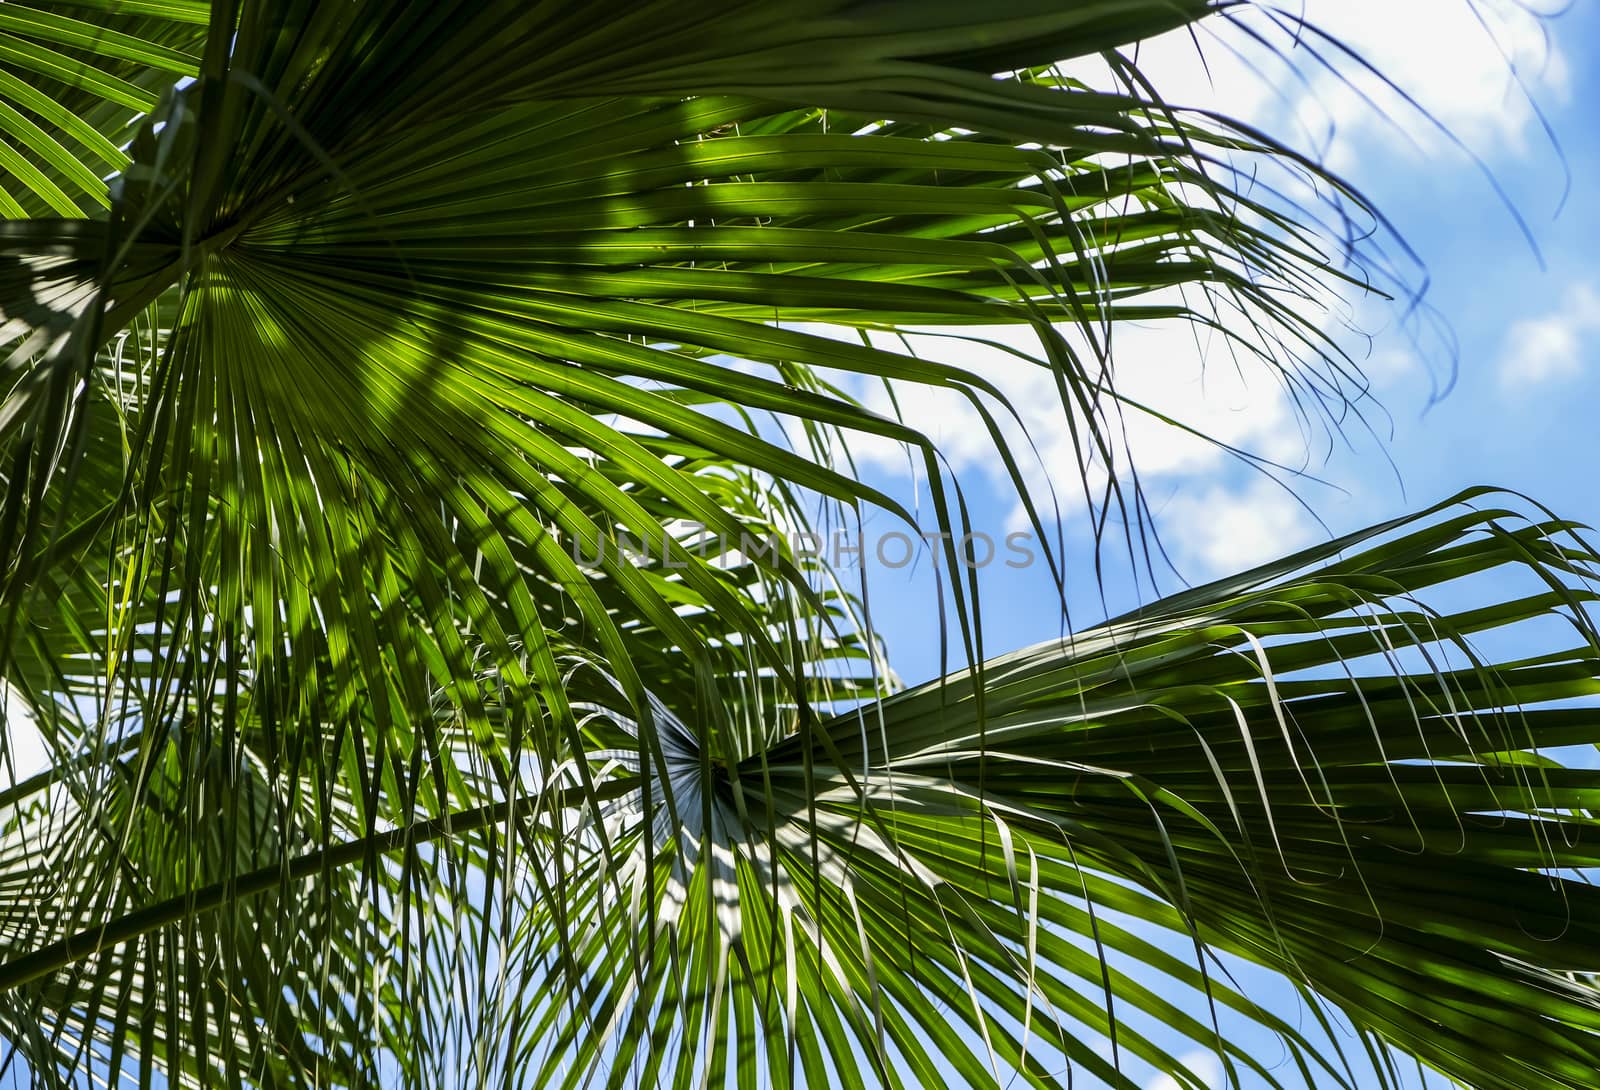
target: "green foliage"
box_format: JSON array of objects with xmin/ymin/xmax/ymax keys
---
[{"xmin": 0, "ymin": 3, "xmax": 1597, "ymax": 1089}]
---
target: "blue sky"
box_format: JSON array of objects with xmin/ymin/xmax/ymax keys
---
[
  {"xmin": 846, "ymin": 0, "xmax": 1600, "ymax": 690},
  {"xmin": 826, "ymin": 3, "xmax": 1600, "ymax": 1087}
]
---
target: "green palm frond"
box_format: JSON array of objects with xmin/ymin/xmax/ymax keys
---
[
  {"xmin": 492, "ymin": 492, "xmax": 1600, "ymax": 1090},
  {"xmin": 10, "ymin": 493, "xmax": 1600, "ymax": 1089},
  {"xmin": 1, "ymin": 3, "xmax": 1592, "ymax": 1090},
  {"xmin": 0, "ymin": 1, "xmax": 206, "ymax": 216},
  {"xmin": 1, "ymin": 0, "xmax": 1380, "ymax": 730}
]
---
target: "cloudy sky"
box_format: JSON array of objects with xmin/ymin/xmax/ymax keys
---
[{"xmin": 843, "ymin": 0, "xmax": 1600, "ymax": 697}]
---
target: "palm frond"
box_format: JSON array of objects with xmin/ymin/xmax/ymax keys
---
[
  {"xmin": 0, "ymin": 1, "xmax": 206, "ymax": 217},
  {"xmin": 1, "ymin": 3, "xmax": 1585, "ymax": 1090},
  {"xmin": 2, "ymin": 0, "xmax": 1385, "ymax": 725},
  {"xmin": 10, "ymin": 493, "xmax": 1600, "ymax": 1089}
]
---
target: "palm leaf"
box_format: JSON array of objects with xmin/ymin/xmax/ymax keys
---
[
  {"xmin": 0, "ymin": 1, "xmax": 206, "ymax": 217},
  {"xmin": 1, "ymin": 0, "xmax": 1378, "ymax": 732},
  {"xmin": 9, "ymin": 493, "xmax": 1600, "ymax": 1089},
  {"xmin": 2, "ymin": 3, "xmax": 1590, "ymax": 1090}
]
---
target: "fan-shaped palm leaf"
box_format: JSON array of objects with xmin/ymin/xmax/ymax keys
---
[{"xmin": 2, "ymin": 3, "xmax": 1594, "ymax": 1090}]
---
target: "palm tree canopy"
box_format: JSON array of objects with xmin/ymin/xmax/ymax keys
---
[{"xmin": 2, "ymin": 3, "xmax": 1598, "ymax": 1089}]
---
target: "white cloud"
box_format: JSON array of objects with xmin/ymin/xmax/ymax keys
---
[
  {"xmin": 1120, "ymin": 0, "xmax": 1570, "ymax": 169},
  {"xmin": 1280, "ymin": 0, "xmax": 1567, "ymax": 166},
  {"xmin": 1157, "ymin": 477, "xmax": 1321, "ymax": 579},
  {"xmin": 818, "ymin": 308, "xmax": 1332, "ymax": 579},
  {"xmin": 1144, "ymin": 1049, "xmax": 1225, "ymax": 1090},
  {"xmin": 1497, "ymin": 283, "xmax": 1600, "ymax": 387}
]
